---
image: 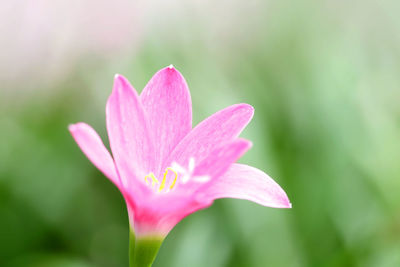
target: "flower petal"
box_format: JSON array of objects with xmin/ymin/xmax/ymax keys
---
[
  {"xmin": 140, "ymin": 66, "xmax": 192, "ymax": 174},
  {"xmin": 68, "ymin": 122, "xmax": 119, "ymax": 187},
  {"xmin": 193, "ymin": 139, "xmax": 252, "ymax": 180},
  {"xmin": 165, "ymin": 103, "xmax": 254, "ymax": 169},
  {"xmin": 106, "ymin": 74, "xmax": 155, "ymax": 191},
  {"xmin": 131, "ymin": 196, "xmax": 210, "ymax": 237},
  {"xmin": 202, "ymin": 163, "xmax": 291, "ymax": 208}
]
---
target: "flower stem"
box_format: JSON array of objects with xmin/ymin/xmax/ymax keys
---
[
  {"xmin": 129, "ymin": 230, "xmax": 136, "ymax": 267},
  {"xmin": 129, "ymin": 230, "xmax": 163, "ymax": 267}
]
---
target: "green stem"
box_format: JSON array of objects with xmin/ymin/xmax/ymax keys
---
[
  {"xmin": 129, "ymin": 230, "xmax": 163, "ymax": 267},
  {"xmin": 129, "ymin": 230, "xmax": 136, "ymax": 267}
]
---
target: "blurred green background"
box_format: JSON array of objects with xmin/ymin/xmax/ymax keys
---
[{"xmin": 1, "ymin": 1, "xmax": 400, "ymax": 266}]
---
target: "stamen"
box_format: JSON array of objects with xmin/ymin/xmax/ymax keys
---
[
  {"xmin": 144, "ymin": 168, "xmax": 179, "ymax": 193},
  {"xmin": 158, "ymin": 171, "xmax": 167, "ymax": 192},
  {"xmin": 144, "ymin": 172, "xmax": 159, "ymax": 186},
  {"xmin": 188, "ymin": 157, "xmax": 195, "ymax": 172},
  {"xmin": 159, "ymin": 167, "xmax": 178, "ymax": 192},
  {"xmin": 167, "ymin": 168, "xmax": 178, "ymax": 190},
  {"xmin": 143, "ymin": 159, "xmax": 208, "ymax": 193},
  {"xmin": 171, "ymin": 162, "xmax": 185, "ymax": 174}
]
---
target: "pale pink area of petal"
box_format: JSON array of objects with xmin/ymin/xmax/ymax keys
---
[
  {"xmin": 203, "ymin": 163, "xmax": 291, "ymax": 208},
  {"xmin": 193, "ymin": 139, "xmax": 252, "ymax": 180},
  {"xmin": 164, "ymin": 104, "xmax": 254, "ymax": 169},
  {"xmin": 106, "ymin": 74, "xmax": 155, "ymax": 194},
  {"xmin": 140, "ymin": 66, "xmax": 192, "ymax": 175},
  {"xmin": 68, "ymin": 122, "xmax": 120, "ymax": 187}
]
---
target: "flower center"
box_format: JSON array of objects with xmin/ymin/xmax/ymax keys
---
[
  {"xmin": 144, "ymin": 158, "xmax": 211, "ymax": 193},
  {"xmin": 144, "ymin": 167, "xmax": 178, "ymax": 193}
]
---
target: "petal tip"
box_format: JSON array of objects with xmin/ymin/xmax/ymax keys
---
[
  {"xmin": 161, "ymin": 64, "xmax": 181, "ymax": 75},
  {"xmin": 241, "ymin": 103, "xmax": 255, "ymax": 117},
  {"xmin": 240, "ymin": 139, "xmax": 253, "ymax": 149},
  {"xmin": 114, "ymin": 73, "xmax": 127, "ymax": 85},
  {"xmin": 234, "ymin": 138, "xmax": 253, "ymax": 153},
  {"xmin": 147, "ymin": 65, "xmax": 186, "ymax": 88},
  {"xmin": 231, "ymin": 103, "xmax": 254, "ymax": 123},
  {"xmin": 68, "ymin": 122, "xmax": 84, "ymax": 132},
  {"xmin": 68, "ymin": 123, "xmax": 77, "ymax": 132},
  {"xmin": 112, "ymin": 74, "xmax": 137, "ymax": 96},
  {"xmin": 279, "ymin": 195, "xmax": 292, "ymax": 209},
  {"xmin": 247, "ymin": 140, "xmax": 253, "ymax": 148}
]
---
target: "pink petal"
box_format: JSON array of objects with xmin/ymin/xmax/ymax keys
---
[
  {"xmin": 106, "ymin": 74, "xmax": 155, "ymax": 192},
  {"xmin": 68, "ymin": 122, "xmax": 119, "ymax": 187},
  {"xmin": 165, "ymin": 103, "xmax": 254, "ymax": 169},
  {"xmin": 140, "ymin": 66, "xmax": 192, "ymax": 175},
  {"xmin": 193, "ymin": 139, "xmax": 252, "ymax": 180},
  {"xmin": 130, "ymin": 196, "xmax": 210, "ymax": 237},
  {"xmin": 202, "ymin": 163, "xmax": 291, "ymax": 208}
]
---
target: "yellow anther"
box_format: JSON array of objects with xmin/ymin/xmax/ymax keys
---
[
  {"xmin": 159, "ymin": 167, "xmax": 178, "ymax": 192},
  {"xmin": 145, "ymin": 168, "xmax": 178, "ymax": 192},
  {"xmin": 144, "ymin": 172, "xmax": 159, "ymax": 186},
  {"xmin": 167, "ymin": 168, "xmax": 178, "ymax": 190}
]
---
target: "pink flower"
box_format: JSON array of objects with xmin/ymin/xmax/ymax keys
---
[{"xmin": 69, "ymin": 65, "xmax": 291, "ymax": 265}]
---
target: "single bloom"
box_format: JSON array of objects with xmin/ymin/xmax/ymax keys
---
[{"xmin": 69, "ymin": 65, "xmax": 291, "ymax": 266}]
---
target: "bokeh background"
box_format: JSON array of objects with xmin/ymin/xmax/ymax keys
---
[{"xmin": 1, "ymin": 1, "xmax": 400, "ymax": 266}]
